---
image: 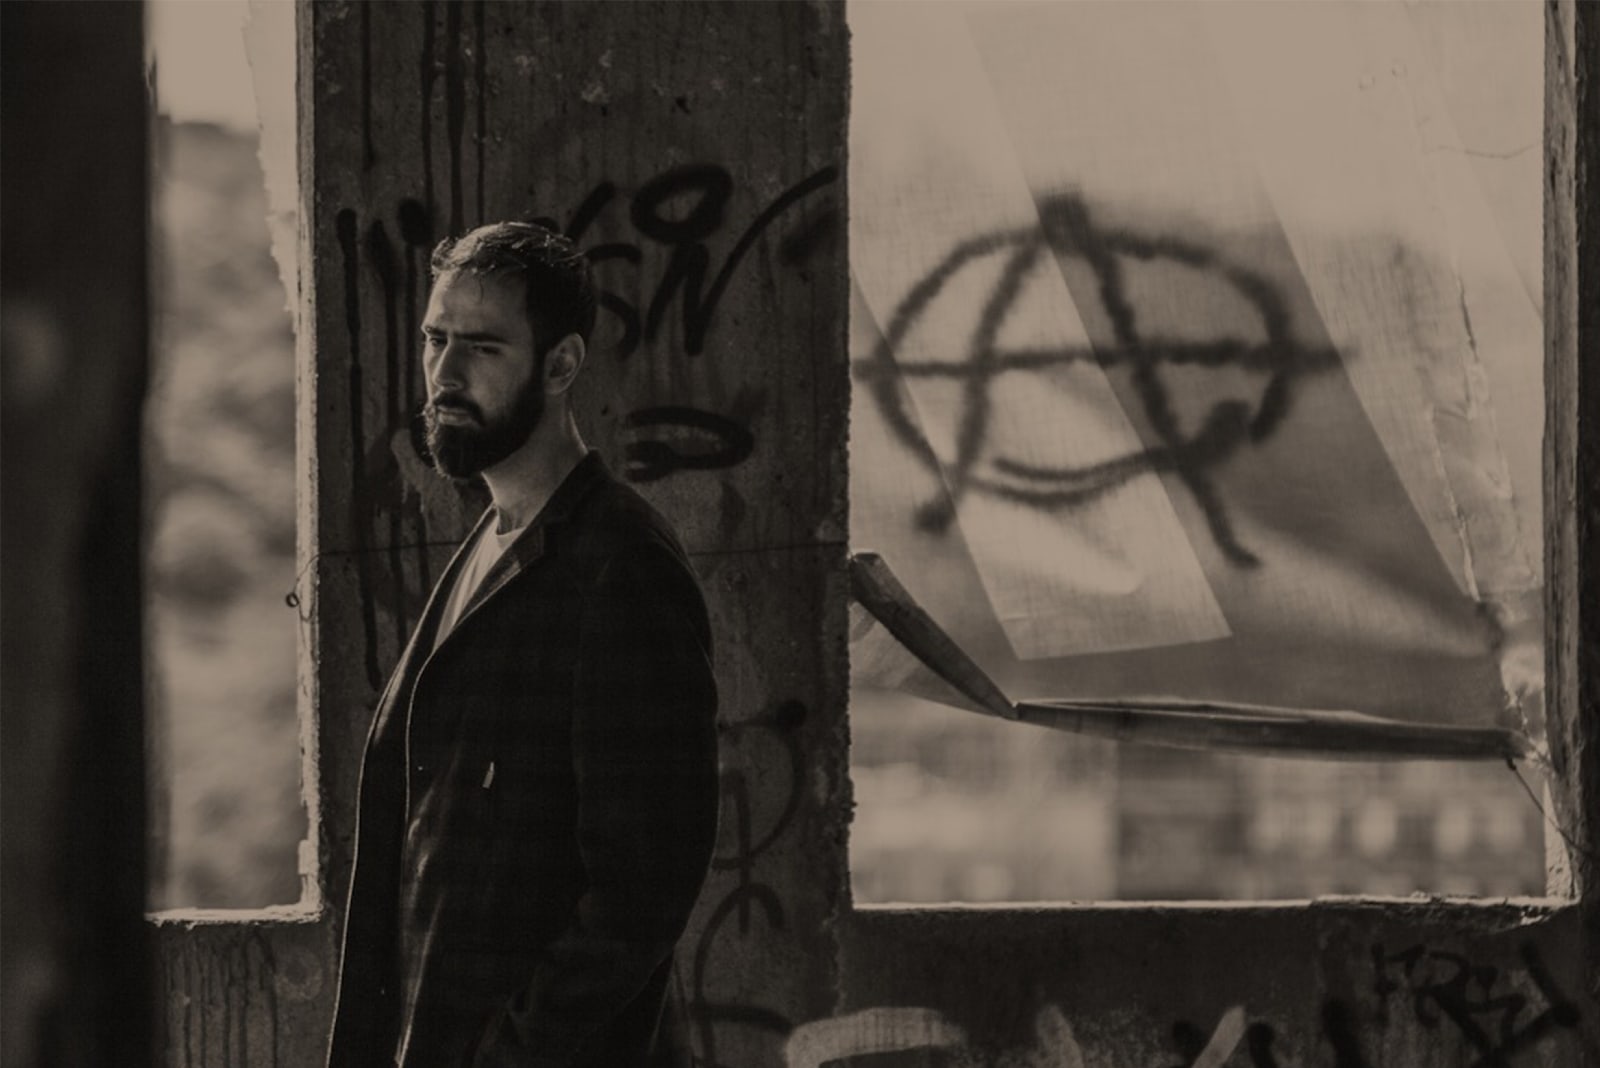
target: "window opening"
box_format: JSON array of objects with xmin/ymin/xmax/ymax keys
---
[
  {"xmin": 145, "ymin": 0, "xmax": 303, "ymax": 910},
  {"xmin": 846, "ymin": 0, "xmax": 1552, "ymax": 904}
]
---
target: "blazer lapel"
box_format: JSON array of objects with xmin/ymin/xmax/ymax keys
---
[
  {"xmin": 456, "ymin": 524, "xmax": 545, "ymax": 626},
  {"xmin": 433, "ymin": 450, "xmax": 608, "ymax": 652},
  {"xmin": 370, "ymin": 508, "xmax": 495, "ymax": 731}
]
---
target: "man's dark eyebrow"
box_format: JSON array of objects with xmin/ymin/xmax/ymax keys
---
[{"xmin": 420, "ymin": 326, "xmax": 513, "ymax": 345}]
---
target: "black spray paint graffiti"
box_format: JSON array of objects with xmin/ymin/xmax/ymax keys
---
[
  {"xmin": 551, "ymin": 162, "xmax": 839, "ymax": 483},
  {"xmin": 368, "ymin": 1, "xmax": 488, "ymax": 236},
  {"xmin": 1167, "ymin": 1011, "xmax": 1285, "ymax": 1068},
  {"xmin": 857, "ymin": 193, "xmax": 1341, "ymax": 566},
  {"xmin": 550, "ymin": 162, "xmax": 839, "ymax": 361},
  {"xmin": 1370, "ymin": 941, "xmax": 1581, "ymax": 1068},
  {"xmin": 354, "ymin": 2, "xmax": 838, "ymax": 488},
  {"xmin": 1158, "ymin": 940, "xmax": 1581, "ymax": 1068},
  {"xmin": 336, "ymin": 209, "xmax": 384, "ymax": 690},
  {"xmin": 1167, "ymin": 1003, "xmax": 1376, "ymax": 1068},
  {"xmin": 624, "ymin": 407, "xmax": 756, "ymax": 484},
  {"xmin": 337, "ymin": 202, "xmax": 443, "ymax": 686},
  {"xmin": 787, "ymin": 942, "xmax": 1582, "ymax": 1068},
  {"xmin": 679, "ymin": 699, "xmax": 810, "ymax": 1068},
  {"xmin": 332, "ymin": 159, "xmax": 835, "ymax": 676}
]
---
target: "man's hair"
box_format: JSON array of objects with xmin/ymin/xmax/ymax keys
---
[{"xmin": 430, "ymin": 221, "xmax": 597, "ymax": 352}]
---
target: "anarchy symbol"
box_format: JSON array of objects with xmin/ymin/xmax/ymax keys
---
[{"xmin": 856, "ymin": 193, "xmax": 1340, "ymax": 567}]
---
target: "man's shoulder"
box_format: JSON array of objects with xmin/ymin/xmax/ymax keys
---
[
  {"xmin": 560, "ymin": 461, "xmax": 695, "ymax": 576},
  {"xmin": 562, "ymin": 470, "xmax": 711, "ymax": 638},
  {"xmin": 541, "ymin": 459, "xmax": 712, "ymax": 646}
]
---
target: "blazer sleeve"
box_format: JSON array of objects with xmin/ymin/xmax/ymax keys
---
[{"xmin": 471, "ymin": 540, "xmax": 720, "ymax": 1067}]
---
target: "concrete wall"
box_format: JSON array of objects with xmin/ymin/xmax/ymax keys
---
[
  {"xmin": 1544, "ymin": 0, "xmax": 1600, "ymax": 1041},
  {"xmin": 833, "ymin": 904, "xmax": 1588, "ymax": 1066},
  {"xmin": 141, "ymin": 3, "xmax": 1599, "ymax": 1068}
]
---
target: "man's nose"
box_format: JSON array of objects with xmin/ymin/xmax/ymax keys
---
[{"xmin": 428, "ymin": 338, "xmax": 468, "ymax": 392}]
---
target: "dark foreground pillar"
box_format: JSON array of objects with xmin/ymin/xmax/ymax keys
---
[{"xmin": 1, "ymin": 4, "xmax": 152, "ymax": 1067}]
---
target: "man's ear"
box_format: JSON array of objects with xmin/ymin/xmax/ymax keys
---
[{"xmin": 543, "ymin": 333, "xmax": 586, "ymax": 396}]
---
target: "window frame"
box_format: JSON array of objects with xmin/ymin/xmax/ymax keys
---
[{"xmin": 143, "ymin": 5, "xmax": 1598, "ymax": 1068}]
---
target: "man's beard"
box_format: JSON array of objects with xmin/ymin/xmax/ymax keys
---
[{"xmin": 423, "ymin": 374, "xmax": 545, "ymax": 480}]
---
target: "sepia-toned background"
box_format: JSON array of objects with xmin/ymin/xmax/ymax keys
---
[{"xmin": 146, "ymin": 0, "xmax": 1550, "ymax": 911}]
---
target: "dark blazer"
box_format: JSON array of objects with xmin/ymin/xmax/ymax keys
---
[{"xmin": 326, "ymin": 452, "xmax": 720, "ymax": 1068}]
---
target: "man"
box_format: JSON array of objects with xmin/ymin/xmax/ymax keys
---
[{"xmin": 326, "ymin": 222, "xmax": 721, "ymax": 1068}]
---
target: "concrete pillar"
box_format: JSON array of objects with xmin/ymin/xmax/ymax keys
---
[
  {"xmin": 0, "ymin": 4, "xmax": 153, "ymax": 1067},
  {"xmin": 1544, "ymin": 0, "xmax": 1600, "ymax": 1035},
  {"xmin": 321, "ymin": 2, "xmax": 853, "ymax": 1065}
]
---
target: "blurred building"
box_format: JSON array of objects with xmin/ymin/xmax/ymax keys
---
[{"xmin": 1113, "ymin": 748, "xmax": 1544, "ymax": 901}]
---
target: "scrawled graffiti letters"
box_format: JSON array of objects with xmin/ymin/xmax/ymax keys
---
[
  {"xmin": 333, "ymin": 161, "xmax": 832, "ymax": 679},
  {"xmin": 782, "ymin": 942, "xmax": 1581, "ymax": 1068},
  {"xmin": 684, "ymin": 699, "xmax": 810, "ymax": 1068},
  {"xmin": 1371, "ymin": 942, "xmax": 1581, "ymax": 1068},
  {"xmin": 552, "ymin": 162, "xmax": 840, "ymax": 361},
  {"xmin": 623, "ymin": 407, "xmax": 756, "ymax": 484},
  {"xmin": 554, "ymin": 162, "xmax": 839, "ymax": 484}
]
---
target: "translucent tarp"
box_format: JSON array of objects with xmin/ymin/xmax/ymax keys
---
[{"xmin": 848, "ymin": 0, "xmax": 1544, "ymax": 740}]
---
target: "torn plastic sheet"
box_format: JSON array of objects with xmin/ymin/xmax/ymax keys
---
[
  {"xmin": 848, "ymin": 1, "xmax": 1544, "ymax": 732},
  {"xmin": 848, "ymin": 4, "xmax": 1231, "ymax": 662},
  {"xmin": 849, "ymin": 552, "xmax": 1528, "ymax": 761},
  {"xmin": 1197, "ymin": 0, "xmax": 1543, "ymax": 731}
]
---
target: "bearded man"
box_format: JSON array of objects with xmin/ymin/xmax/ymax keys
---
[{"xmin": 326, "ymin": 222, "xmax": 720, "ymax": 1068}]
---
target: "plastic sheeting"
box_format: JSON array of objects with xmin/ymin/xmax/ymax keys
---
[{"xmin": 849, "ymin": 1, "xmax": 1543, "ymax": 732}]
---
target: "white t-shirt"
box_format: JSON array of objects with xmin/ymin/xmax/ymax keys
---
[{"xmin": 433, "ymin": 517, "xmax": 528, "ymax": 651}]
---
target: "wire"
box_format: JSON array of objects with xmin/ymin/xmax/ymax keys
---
[
  {"xmin": 282, "ymin": 542, "xmax": 464, "ymax": 613},
  {"xmin": 1505, "ymin": 756, "xmax": 1599, "ymax": 869}
]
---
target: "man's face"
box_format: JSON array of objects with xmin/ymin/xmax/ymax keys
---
[{"xmin": 421, "ymin": 271, "xmax": 546, "ymax": 479}]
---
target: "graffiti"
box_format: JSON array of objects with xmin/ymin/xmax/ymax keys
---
[
  {"xmin": 684, "ymin": 699, "xmax": 810, "ymax": 1068},
  {"xmin": 355, "ymin": 3, "xmax": 488, "ymax": 227},
  {"xmin": 362, "ymin": 217, "xmax": 411, "ymax": 655},
  {"xmin": 787, "ymin": 1007, "xmax": 968, "ymax": 1068},
  {"xmin": 382, "ymin": 1, "xmax": 488, "ymax": 234},
  {"xmin": 336, "ymin": 208, "xmax": 384, "ymax": 691},
  {"xmin": 554, "ymin": 161, "xmax": 838, "ymax": 482},
  {"xmin": 787, "ymin": 1004, "xmax": 1256, "ymax": 1068},
  {"xmin": 856, "ymin": 193, "xmax": 1341, "ymax": 566},
  {"xmin": 332, "ymin": 155, "xmax": 827, "ymax": 658},
  {"xmin": 1166, "ymin": 1006, "xmax": 1250, "ymax": 1068},
  {"xmin": 1321, "ymin": 999, "xmax": 1372, "ymax": 1068},
  {"xmin": 1169, "ymin": 1011, "xmax": 1305, "ymax": 1068},
  {"xmin": 336, "ymin": 163, "xmax": 834, "ymax": 610},
  {"xmin": 552, "ymin": 162, "xmax": 840, "ymax": 360},
  {"xmin": 623, "ymin": 407, "xmax": 756, "ymax": 483},
  {"xmin": 332, "ymin": 156, "xmax": 827, "ymax": 679},
  {"xmin": 443, "ymin": 1, "xmax": 468, "ymax": 236},
  {"xmin": 359, "ymin": 3, "xmax": 373, "ymax": 170},
  {"xmin": 336, "ymin": 201, "xmax": 446, "ymax": 674},
  {"xmin": 1371, "ymin": 942, "xmax": 1581, "ymax": 1068},
  {"xmin": 781, "ymin": 942, "xmax": 1582, "ymax": 1068}
]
